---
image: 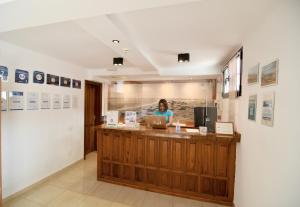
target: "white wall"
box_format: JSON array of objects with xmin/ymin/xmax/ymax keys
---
[
  {"xmin": 0, "ymin": 40, "xmax": 87, "ymax": 198},
  {"xmin": 232, "ymin": 1, "xmax": 300, "ymax": 206}
]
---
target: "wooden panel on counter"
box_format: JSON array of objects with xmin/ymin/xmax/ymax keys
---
[{"xmin": 97, "ymin": 125, "xmax": 240, "ymax": 206}]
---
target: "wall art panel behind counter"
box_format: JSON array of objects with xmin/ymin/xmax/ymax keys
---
[{"xmin": 108, "ymin": 80, "xmax": 216, "ymax": 122}]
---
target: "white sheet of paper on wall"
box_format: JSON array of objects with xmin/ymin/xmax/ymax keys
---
[
  {"xmin": 1, "ymin": 91, "xmax": 7, "ymax": 111},
  {"xmin": 27, "ymin": 92, "xmax": 39, "ymax": 110},
  {"xmin": 63, "ymin": 95, "xmax": 71, "ymax": 109},
  {"xmin": 9, "ymin": 91, "xmax": 25, "ymax": 110},
  {"xmin": 261, "ymin": 92, "xmax": 275, "ymax": 127},
  {"xmin": 41, "ymin": 93, "xmax": 51, "ymax": 109},
  {"xmin": 72, "ymin": 95, "xmax": 78, "ymax": 109},
  {"xmin": 52, "ymin": 94, "xmax": 62, "ymax": 109}
]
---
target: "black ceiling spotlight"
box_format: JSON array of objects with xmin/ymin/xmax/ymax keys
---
[
  {"xmin": 178, "ymin": 53, "xmax": 190, "ymax": 63},
  {"xmin": 113, "ymin": 57, "xmax": 124, "ymax": 66}
]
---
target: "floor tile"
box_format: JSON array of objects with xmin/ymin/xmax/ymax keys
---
[
  {"xmin": 47, "ymin": 190, "xmax": 86, "ymax": 207},
  {"xmin": 25, "ymin": 184, "xmax": 65, "ymax": 205},
  {"xmin": 111, "ymin": 202, "xmax": 134, "ymax": 207},
  {"xmin": 114, "ymin": 187, "xmax": 146, "ymax": 207},
  {"xmin": 4, "ymin": 198, "xmax": 43, "ymax": 207},
  {"xmin": 173, "ymin": 196, "xmax": 204, "ymax": 207},
  {"xmin": 202, "ymin": 202, "xmax": 222, "ymax": 207},
  {"xmin": 67, "ymin": 178, "xmax": 99, "ymax": 194},
  {"xmin": 47, "ymin": 173, "xmax": 81, "ymax": 189},
  {"xmin": 141, "ymin": 191, "xmax": 173, "ymax": 207},
  {"xmin": 91, "ymin": 182, "xmax": 123, "ymax": 202},
  {"xmin": 78, "ymin": 196, "xmax": 112, "ymax": 207},
  {"xmin": 4, "ymin": 152, "xmax": 228, "ymax": 207}
]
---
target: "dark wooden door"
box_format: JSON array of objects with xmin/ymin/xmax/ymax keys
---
[{"xmin": 84, "ymin": 81, "xmax": 102, "ymax": 158}]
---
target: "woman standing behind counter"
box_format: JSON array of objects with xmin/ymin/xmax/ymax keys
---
[{"xmin": 154, "ymin": 99, "xmax": 174, "ymax": 126}]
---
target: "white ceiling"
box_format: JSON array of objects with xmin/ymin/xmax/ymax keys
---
[{"xmin": 0, "ymin": 0, "xmax": 277, "ymax": 79}]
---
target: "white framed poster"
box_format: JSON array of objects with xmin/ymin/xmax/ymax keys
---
[
  {"xmin": 261, "ymin": 92, "xmax": 275, "ymax": 127},
  {"xmin": 248, "ymin": 63, "xmax": 259, "ymax": 85},
  {"xmin": 248, "ymin": 95, "xmax": 257, "ymax": 121},
  {"xmin": 261, "ymin": 60, "xmax": 279, "ymax": 87},
  {"xmin": 106, "ymin": 111, "xmax": 119, "ymax": 127},
  {"xmin": 52, "ymin": 94, "xmax": 62, "ymax": 109},
  {"xmin": 27, "ymin": 92, "xmax": 39, "ymax": 110},
  {"xmin": 9, "ymin": 91, "xmax": 25, "ymax": 110},
  {"xmin": 63, "ymin": 95, "xmax": 71, "ymax": 109},
  {"xmin": 1, "ymin": 91, "xmax": 8, "ymax": 111},
  {"xmin": 125, "ymin": 111, "xmax": 137, "ymax": 127},
  {"xmin": 41, "ymin": 93, "xmax": 51, "ymax": 109}
]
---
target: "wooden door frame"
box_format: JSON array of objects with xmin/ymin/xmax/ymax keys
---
[{"xmin": 84, "ymin": 80, "xmax": 102, "ymax": 159}]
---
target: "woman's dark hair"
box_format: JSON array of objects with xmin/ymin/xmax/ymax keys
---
[{"xmin": 158, "ymin": 99, "xmax": 168, "ymax": 112}]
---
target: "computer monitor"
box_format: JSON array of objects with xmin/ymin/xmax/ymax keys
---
[{"xmin": 194, "ymin": 107, "xmax": 217, "ymax": 132}]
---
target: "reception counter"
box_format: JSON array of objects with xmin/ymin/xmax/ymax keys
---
[{"xmin": 96, "ymin": 125, "xmax": 240, "ymax": 206}]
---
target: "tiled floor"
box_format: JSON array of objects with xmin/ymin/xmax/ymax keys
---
[{"xmin": 4, "ymin": 153, "xmax": 226, "ymax": 207}]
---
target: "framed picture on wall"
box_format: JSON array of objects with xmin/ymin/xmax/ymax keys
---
[
  {"xmin": 247, "ymin": 63, "xmax": 259, "ymax": 85},
  {"xmin": 261, "ymin": 59, "xmax": 279, "ymax": 87},
  {"xmin": 52, "ymin": 94, "xmax": 62, "ymax": 109},
  {"xmin": 72, "ymin": 79, "xmax": 81, "ymax": 89},
  {"xmin": 27, "ymin": 92, "xmax": 39, "ymax": 110},
  {"xmin": 60, "ymin": 77, "xmax": 71, "ymax": 87},
  {"xmin": 248, "ymin": 95, "xmax": 257, "ymax": 121},
  {"xmin": 41, "ymin": 93, "xmax": 51, "ymax": 109},
  {"xmin": 33, "ymin": 71, "xmax": 45, "ymax": 84},
  {"xmin": 63, "ymin": 95, "xmax": 71, "ymax": 108},
  {"xmin": 0, "ymin": 65, "xmax": 8, "ymax": 81},
  {"xmin": 261, "ymin": 92, "xmax": 275, "ymax": 127},
  {"xmin": 9, "ymin": 91, "xmax": 25, "ymax": 110},
  {"xmin": 15, "ymin": 69, "xmax": 29, "ymax": 84},
  {"xmin": 47, "ymin": 74, "xmax": 59, "ymax": 86}
]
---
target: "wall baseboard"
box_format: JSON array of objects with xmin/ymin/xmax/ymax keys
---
[{"xmin": 3, "ymin": 158, "xmax": 83, "ymax": 203}]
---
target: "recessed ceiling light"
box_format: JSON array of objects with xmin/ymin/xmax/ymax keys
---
[
  {"xmin": 112, "ymin": 40, "xmax": 120, "ymax": 44},
  {"xmin": 178, "ymin": 53, "xmax": 190, "ymax": 63},
  {"xmin": 113, "ymin": 57, "xmax": 124, "ymax": 66}
]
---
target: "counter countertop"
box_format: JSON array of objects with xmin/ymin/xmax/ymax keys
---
[{"xmin": 96, "ymin": 124, "xmax": 241, "ymax": 142}]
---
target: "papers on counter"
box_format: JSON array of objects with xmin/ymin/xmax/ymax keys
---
[
  {"xmin": 171, "ymin": 123, "xmax": 187, "ymax": 127},
  {"xmin": 185, "ymin": 128, "xmax": 199, "ymax": 133}
]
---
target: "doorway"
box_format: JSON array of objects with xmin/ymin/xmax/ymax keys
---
[{"xmin": 84, "ymin": 80, "xmax": 102, "ymax": 159}]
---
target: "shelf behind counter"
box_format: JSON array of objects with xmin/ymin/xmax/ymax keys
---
[{"xmin": 96, "ymin": 124, "xmax": 241, "ymax": 206}]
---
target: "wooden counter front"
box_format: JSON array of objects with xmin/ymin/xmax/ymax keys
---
[{"xmin": 96, "ymin": 125, "xmax": 240, "ymax": 206}]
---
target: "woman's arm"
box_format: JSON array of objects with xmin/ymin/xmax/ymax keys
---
[{"xmin": 167, "ymin": 115, "xmax": 174, "ymax": 126}]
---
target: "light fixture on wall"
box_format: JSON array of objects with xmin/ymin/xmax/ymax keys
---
[
  {"xmin": 178, "ymin": 53, "xmax": 190, "ymax": 63},
  {"xmin": 113, "ymin": 57, "xmax": 124, "ymax": 66},
  {"xmin": 112, "ymin": 40, "xmax": 120, "ymax": 44}
]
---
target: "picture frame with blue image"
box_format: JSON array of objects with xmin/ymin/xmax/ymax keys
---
[
  {"xmin": 0, "ymin": 65, "xmax": 8, "ymax": 81},
  {"xmin": 15, "ymin": 69, "xmax": 29, "ymax": 84},
  {"xmin": 33, "ymin": 71, "xmax": 45, "ymax": 84}
]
